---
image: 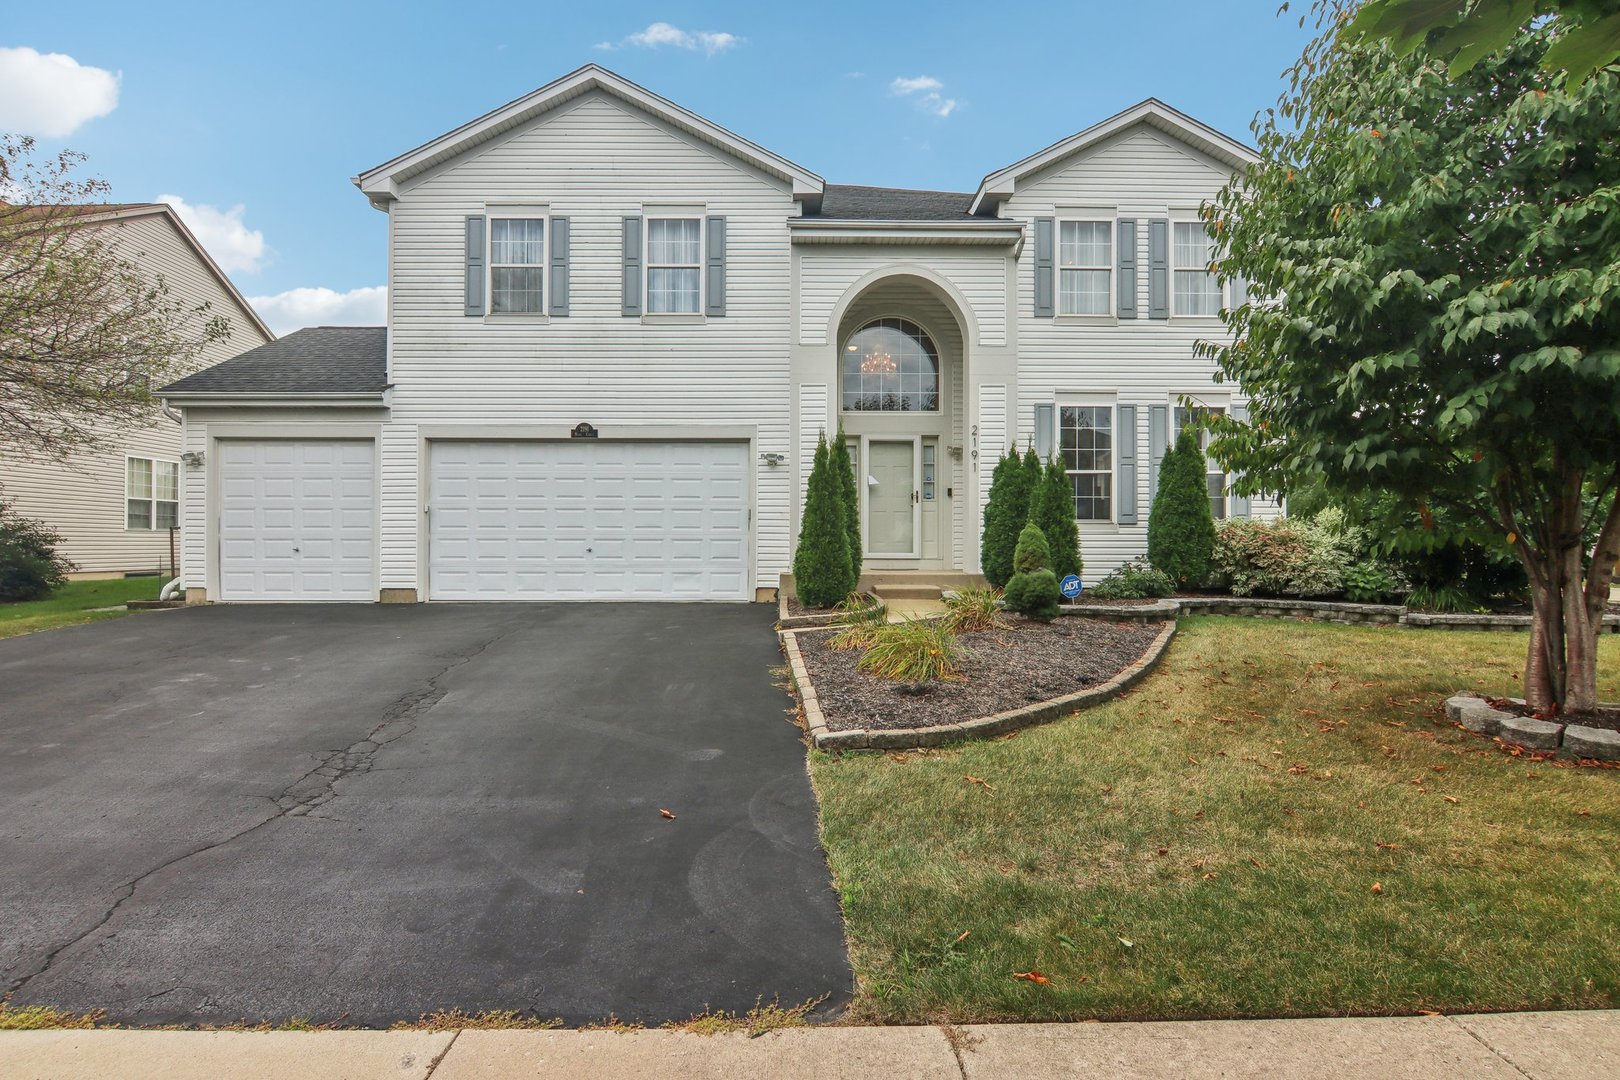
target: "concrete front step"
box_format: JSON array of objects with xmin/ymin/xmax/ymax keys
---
[{"xmin": 873, "ymin": 585, "xmax": 944, "ymax": 601}]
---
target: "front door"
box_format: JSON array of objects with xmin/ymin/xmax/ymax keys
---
[{"xmin": 864, "ymin": 437, "xmax": 920, "ymax": 558}]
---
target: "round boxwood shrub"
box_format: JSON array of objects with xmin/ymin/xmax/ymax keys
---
[
  {"xmin": 1147, "ymin": 427, "xmax": 1216, "ymax": 588},
  {"xmin": 792, "ymin": 435, "xmax": 856, "ymax": 608},
  {"xmin": 1003, "ymin": 522, "xmax": 1063, "ymax": 621},
  {"xmin": 0, "ymin": 499, "xmax": 74, "ymax": 602},
  {"xmin": 1031, "ymin": 453, "xmax": 1081, "ymax": 582}
]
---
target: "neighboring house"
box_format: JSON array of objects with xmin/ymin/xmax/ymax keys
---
[
  {"xmin": 160, "ymin": 64, "xmax": 1278, "ymax": 604},
  {"xmin": 2, "ymin": 203, "xmax": 272, "ymax": 578}
]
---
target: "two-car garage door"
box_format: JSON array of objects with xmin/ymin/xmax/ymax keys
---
[{"xmin": 428, "ymin": 440, "xmax": 749, "ymax": 601}]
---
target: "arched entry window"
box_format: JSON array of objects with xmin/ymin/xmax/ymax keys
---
[{"xmin": 841, "ymin": 317, "xmax": 939, "ymax": 412}]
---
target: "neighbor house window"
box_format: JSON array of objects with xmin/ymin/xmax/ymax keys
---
[
  {"xmin": 646, "ymin": 217, "xmax": 702, "ymax": 313},
  {"xmin": 490, "ymin": 217, "xmax": 545, "ymax": 313},
  {"xmin": 1059, "ymin": 220, "xmax": 1111, "ymax": 315},
  {"xmin": 841, "ymin": 318, "xmax": 940, "ymax": 412},
  {"xmin": 127, "ymin": 457, "xmax": 178, "ymax": 530},
  {"xmin": 1060, "ymin": 404, "xmax": 1113, "ymax": 521},
  {"xmin": 1173, "ymin": 222, "xmax": 1223, "ymax": 316},
  {"xmin": 1175, "ymin": 405, "xmax": 1228, "ymax": 520}
]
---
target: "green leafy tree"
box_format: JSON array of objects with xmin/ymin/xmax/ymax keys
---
[
  {"xmin": 979, "ymin": 447, "xmax": 1021, "ymax": 587},
  {"xmin": 1, "ymin": 137, "xmax": 230, "ymax": 457},
  {"xmin": 1031, "ymin": 455, "xmax": 1082, "ymax": 581},
  {"xmin": 1147, "ymin": 428, "xmax": 1217, "ymax": 588},
  {"xmin": 792, "ymin": 435, "xmax": 856, "ymax": 608},
  {"xmin": 830, "ymin": 428, "xmax": 862, "ymax": 585},
  {"xmin": 1003, "ymin": 522, "xmax": 1063, "ymax": 620},
  {"xmin": 1200, "ymin": 2, "xmax": 1620, "ymax": 715},
  {"xmin": 1345, "ymin": 0, "xmax": 1620, "ymax": 83}
]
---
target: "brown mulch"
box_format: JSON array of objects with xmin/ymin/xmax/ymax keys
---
[
  {"xmin": 783, "ymin": 593, "xmax": 877, "ymax": 618},
  {"xmin": 796, "ymin": 617, "xmax": 1167, "ymax": 732},
  {"xmin": 1489, "ymin": 697, "xmax": 1620, "ymax": 734}
]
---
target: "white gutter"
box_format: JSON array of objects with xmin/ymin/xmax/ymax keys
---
[{"xmin": 159, "ymin": 397, "xmax": 183, "ymax": 425}]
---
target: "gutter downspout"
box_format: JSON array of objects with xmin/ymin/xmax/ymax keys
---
[{"xmin": 158, "ymin": 396, "xmax": 183, "ymax": 600}]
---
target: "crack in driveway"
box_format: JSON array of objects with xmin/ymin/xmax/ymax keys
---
[{"xmin": 2, "ymin": 624, "xmax": 519, "ymax": 1001}]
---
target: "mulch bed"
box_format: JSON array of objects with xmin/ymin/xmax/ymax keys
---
[
  {"xmin": 1489, "ymin": 697, "xmax": 1620, "ymax": 734},
  {"xmin": 796, "ymin": 616, "xmax": 1167, "ymax": 732},
  {"xmin": 783, "ymin": 593, "xmax": 878, "ymax": 618}
]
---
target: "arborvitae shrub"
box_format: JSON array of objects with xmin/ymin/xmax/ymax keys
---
[
  {"xmin": 1031, "ymin": 454, "xmax": 1081, "ymax": 582},
  {"xmin": 792, "ymin": 436, "xmax": 856, "ymax": 607},
  {"xmin": 1003, "ymin": 522, "xmax": 1063, "ymax": 621},
  {"xmin": 1147, "ymin": 427, "xmax": 1217, "ymax": 588}
]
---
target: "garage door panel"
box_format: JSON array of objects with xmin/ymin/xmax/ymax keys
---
[
  {"xmin": 429, "ymin": 440, "xmax": 749, "ymax": 601},
  {"xmin": 218, "ymin": 440, "xmax": 376, "ymax": 602}
]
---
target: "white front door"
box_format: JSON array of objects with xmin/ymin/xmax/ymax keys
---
[
  {"xmin": 217, "ymin": 439, "xmax": 376, "ymax": 601},
  {"xmin": 864, "ymin": 436, "xmax": 920, "ymax": 559},
  {"xmin": 428, "ymin": 440, "xmax": 750, "ymax": 601}
]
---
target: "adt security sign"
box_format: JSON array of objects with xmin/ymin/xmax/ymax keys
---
[{"xmin": 1060, "ymin": 574, "xmax": 1083, "ymax": 599}]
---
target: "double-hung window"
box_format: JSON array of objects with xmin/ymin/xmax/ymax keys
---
[
  {"xmin": 1060, "ymin": 404, "xmax": 1114, "ymax": 521},
  {"xmin": 1174, "ymin": 405, "xmax": 1229, "ymax": 520},
  {"xmin": 1172, "ymin": 222, "xmax": 1222, "ymax": 316},
  {"xmin": 490, "ymin": 217, "xmax": 545, "ymax": 313},
  {"xmin": 646, "ymin": 217, "xmax": 702, "ymax": 314},
  {"xmin": 1058, "ymin": 220, "xmax": 1112, "ymax": 315},
  {"xmin": 127, "ymin": 457, "xmax": 178, "ymax": 530}
]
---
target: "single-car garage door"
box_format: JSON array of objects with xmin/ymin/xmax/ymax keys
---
[
  {"xmin": 429, "ymin": 440, "xmax": 749, "ymax": 601},
  {"xmin": 218, "ymin": 439, "xmax": 376, "ymax": 601}
]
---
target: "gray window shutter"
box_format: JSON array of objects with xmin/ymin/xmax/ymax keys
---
[
  {"xmin": 1228, "ymin": 402, "xmax": 1251, "ymax": 518},
  {"xmin": 1147, "ymin": 404, "xmax": 1169, "ymax": 506},
  {"xmin": 705, "ymin": 216, "xmax": 726, "ymax": 317},
  {"xmin": 1230, "ymin": 273, "xmax": 1250, "ymax": 311},
  {"xmin": 621, "ymin": 216, "xmax": 643, "ymax": 317},
  {"xmin": 549, "ymin": 217, "xmax": 569, "ymax": 316},
  {"xmin": 1117, "ymin": 218, "xmax": 1138, "ymax": 319},
  {"xmin": 1117, "ymin": 404, "xmax": 1138, "ymax": 525},
  {"xmin": 1147, "ymin": 218, "xmax": 1169, "ymax": 320},
  {"xmin": 464, "ymin": 215, "xmax": 485, "ymax": 317},
  {"xmin": 1033, "ymin": 216, "xmax": 1055, "ymax": 318},
  {"xmin": 1033, "ymin": 403, "xmax": 1055, "ymax": 459}
]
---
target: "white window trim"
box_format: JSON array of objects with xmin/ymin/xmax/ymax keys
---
[
  {"xmin": 1172, "ymin": 397, "xmax": 1231, "ymax": 521},
  {"xmin": 643, "ymin": 209, "xmax": 705, "ymax": 317},
  {"xmin": 1056, "ymin": 398, "xmax": 1117, "ymax": 525},
  {"xmin": 485, "ymin": 206, "xmax": 549, "ymax": 320},
  {"xmin": 1055, "ymin": 214, "xmax": 1115, "ymax": 318},
  {"xmin": 125, "ymin": 454, "xmax": 179, "ymax": 532},
  {"xmin": 1168, "ymin": 211, "xmax": 1225, "ymax": 320}
]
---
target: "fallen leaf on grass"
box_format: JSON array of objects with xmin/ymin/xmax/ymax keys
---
[
  {"xmin": 1576, "ymin": 809, "xmax": 1591, "ymax": 817},
  {"xmin": 1371, "ymin": 881, "xmax": 1384, "ymax": 894},
  {"xmin": 953, "ymin": 930, "xmax": 971, "ymax": 945},
  {"xmin": 659, "ymin": 809, "xmax": 677, "ymax": 820},
  {"xmin": 1055, "ymin": 934, "xmax": 1079, "ymax": 951},
  {"xmin": 1375, "ymin": 841, "xmax": 1399, "ymax": 850},
  {"xmin": 1202, "ymin": 871, "xmax": 1219, "ymax": 881},
  {"xmin": 1249, "ymin": 857, "xmax": 1265, "ymax": 869},
  {"xmin": 1118, "ymin": 937, "xmax": 1134, "ymax": 948},
  {"xmin": 1443, "ymin": 795, "xmax": 1459, "ymax": 804},
  {"xmin": 1012, "ymin": 971, "xmax": 1050, "ymax": 985},
  {"xmin": 965, "ymin": 775, "xmax": 995, "ymax": 794}
]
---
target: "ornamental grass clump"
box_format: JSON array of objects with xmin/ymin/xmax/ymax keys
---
[
  {"xmin": 1002, "ymin": 522, "xmax": 1063, "ymax": 621},
  {"xmin": 857, "ymin": 618, "xmax": 960, "ymax": 681},
  {"xmin": 943, "ymin": 586, "xmax": 1005, "ymax": 634},
  {"xmin": 828, "ymin": 592, "xmax": 887, "ymax": 651}
]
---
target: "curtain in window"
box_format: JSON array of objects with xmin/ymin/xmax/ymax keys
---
[
  {"xmin": 1173, "ymin": 223, "xmax": 1222, "ymax": 315},
  {"xmin": 1059, "ymin": 221, "xmax": 1111, "ymax": 315},
  {"xmin": 647, "ymin": 219, "xmax": 702, "ymax": 313}
]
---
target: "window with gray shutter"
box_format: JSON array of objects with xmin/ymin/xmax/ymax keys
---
[
  {"xmin": 621, "ymin": 216, "xmax": 643, "ymax": 317},
  {"xmin": 1033, "ymin": 403, "xmax": 1055, "ymax": 459},
  {"xmin": 705, "ymin": 216, "xmax": 726, "ymax": 316},
  {"xmin": 464, "ymin": 215, "xmax": 486, "ymax": 317},
  {"xmin": 1147, "ymin": 404, "xmax": 1169, "ymax": 505},
  {"xmin": 1116, "ymin": 404, "xmax": 1138, "ymax": 524},
  {"xmin": 1117, "ymin": 218, "xmax": 1138, "ymax": 319},
  {"xmin": 549, "ymin": 217, "xmax": 569, "ymax": 316},
  {"xmin": 1228, "ymin": 403, "xmax": 1252, "ymax": 518},
  {"xmin": 1147, "ymin": 218, "xmax": 1169, "ymax": 319},
  {"xmin": 1033, "ymin": 217, "xmax": 1055, "ymax": 318}
]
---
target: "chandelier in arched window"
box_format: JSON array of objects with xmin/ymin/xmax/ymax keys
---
[{"xmin": 840, "ymin": 317, "xmax": 939, "ymax": 412}]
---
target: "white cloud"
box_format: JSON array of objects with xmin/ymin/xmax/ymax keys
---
[
  {"xmin": 890, "ymin": 74, "xmax": 958, "ymax": 118},
  {"xmin": 596, "ymin": 22, "xmax": 742, "ymax": 56},
  {"xmin": 0, "ymin": 46, "xmax": 120, "ymax": 138},
  {"xmin": 247, "ymin": 286, "xmax": 387, "ymax": 336},
  {"xmin": 156, "ymin": 193, "xmax": 267, "ymax": 274}
]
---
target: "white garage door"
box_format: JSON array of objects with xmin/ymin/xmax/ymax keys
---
[
  {"xmin": 218, "ymin": 440, "xmax": 376, "ymax": 601},
  {"xmin": 429, "ymin": 440, "xmax": 749, "ymax": 601}
]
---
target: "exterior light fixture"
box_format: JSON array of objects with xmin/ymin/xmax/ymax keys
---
[{"xmin": 759, "ymin": 452, "xmax": 786, "ymax": 467}]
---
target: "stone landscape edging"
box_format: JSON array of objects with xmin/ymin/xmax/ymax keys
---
[
  {"xmin": 781, "ymin": 620, "xmax": 1177, "ymax": 751},
  {"xmin": 1444, "ymin": 693, "xmax": 1620, "ymax": 762}
]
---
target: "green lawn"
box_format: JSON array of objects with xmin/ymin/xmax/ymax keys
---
[
  {"xmin": 0, "ymin": 577, "xmax": 165, "ymax": 639},
  {"xmin": 810, "ymin": 617, "xmax": 1620, "ymax": 1023}
]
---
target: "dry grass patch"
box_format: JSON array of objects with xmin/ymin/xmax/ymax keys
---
[
  {"xmin": 392, "ymin": 1009, "xmax": 562, "ymax": 1032},
  {"xmin": 811, "ymin": 618, "xmax": 1620, "ymax": 1023},
  {"xmin": 0, "ymin": 1002, "xmax": 104, "ymax": 1030},
  {"xmin": 665, "ymin": 995, "xmax": 825, "ymax": 1037}
]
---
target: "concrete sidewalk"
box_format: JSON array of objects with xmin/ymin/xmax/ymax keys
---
[{"xmin": 3, "ymin": 1011, "xmax": 1616, "ymax": 1079}]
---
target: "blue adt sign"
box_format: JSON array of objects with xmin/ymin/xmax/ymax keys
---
[{"xmin": 1060, "ymin": 574, "xmax": 1083, "ymax": 599}]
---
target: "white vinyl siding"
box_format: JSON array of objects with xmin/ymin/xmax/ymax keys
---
[
  {"xmin": 126, "ymin": 457, "xmax": 178, "ymax": 530},
  {"xmin": 646, "ymin": 217, "xmax": 702, "ymax": 314},
  {"xmin": 797, "ymin": 248, "xmax": 1007, "ymax": 347},
  {"xmin": 382, "ymin": 92, "xmax": 794, "ymax": 596},
  {"xmin": 1173, "ymin": 221, "xmax": 1222, "ymax": 316},
  {"xmin": 489, "ymin": 217, "xmax": 545, "ymax": 313},
  {"xmin": 1058, "ymin": 220, "xmax": 1111, "ymax": 315}
]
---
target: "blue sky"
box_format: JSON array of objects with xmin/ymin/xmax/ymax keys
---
[{"xmin": 2, "ymin": 2, "xmax": 1313, "ymax": 334}]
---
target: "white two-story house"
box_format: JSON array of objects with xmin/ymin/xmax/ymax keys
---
[{"xmin": 161, "ymin": 64, "xmax": 1277, "ymax": 604}]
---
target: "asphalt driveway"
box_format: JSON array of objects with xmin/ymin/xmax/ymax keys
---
[{"xmin": 0, "ymin": 603, "xmax": 850, "ymax": 1027}]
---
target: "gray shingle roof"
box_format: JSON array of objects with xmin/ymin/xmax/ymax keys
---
[
  {"xmin": 161, "ymin": 326, "xmax": 388, "ymax": 396},
  {"xmin": 812, "ymin": 184, "xmax": 977, "ymax": 221}
]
